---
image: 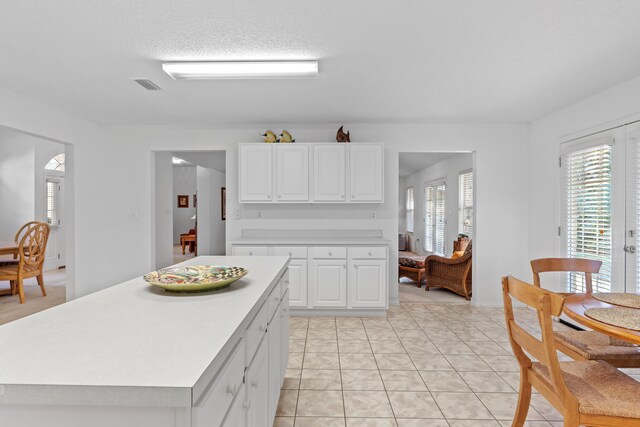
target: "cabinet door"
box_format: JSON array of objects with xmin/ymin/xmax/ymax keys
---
[
  {"xmin": 240, "ymin": 144, "xmax": 273, "ymax": 202},
  {"xmin": 276, "ymin": 144, "xmax": 309, "ymax": 201},
  {"xmin": 246, "ymin": 338, "xmax": 269, "ymax": 427},
  {"xmin": 349, "ymin": 144, "xmax": 383, "ymax": 202},
  {"xmin": 267, "ymin": 307, "xmax": 282, "ymax": 421},
  {"xmin": 220, "ymin": 384, "xmax": 247, "ymax": 427},
  {"xmin": 313, "ymin": 145, "xmax": 346, "ymax": 202},
  {"xmin": 349, "ymin": 259, "xmax": 387, "ymax": 308},
  {"xmin": 280, "ymin": 290, "xmax": 289, "ymax": 380},
  {"xmin": 287, "ymin": 260, "xmax": 308, "ymax": 308},
  {"xmin": 311, "ymin": 260, "xmax": 347, "ymax": 307}
]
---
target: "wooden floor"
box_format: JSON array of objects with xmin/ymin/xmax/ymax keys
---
[{"xmin": 0, "ymin": 268, "xmax": 66, "ymax": 325}]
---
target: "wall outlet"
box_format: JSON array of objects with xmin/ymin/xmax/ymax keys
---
[
  {"xmin": 257, "ymin": 211, "xmax": 262, "ymax": 218},
  {"xmin": 371, "ymin": 211, "xmax": 376, "ymax": 219}
]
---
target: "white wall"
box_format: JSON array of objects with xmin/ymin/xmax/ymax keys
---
[
  {"xmin": 173, "ymin": 166, "xmax": 197, "ymax": 244},
  {"xmin": 153, "ymin": 152, "xmax": 173, "ymax": 269},
  {"xmin": 529, "ymin": 74, "xmax": 640, "ymax": 292},
  {"xmin": 0, "ymin": 88, "xmax": 530, "ymax": 306},
  {"xmin": 402, "ymin": 154, "xmax": 473, "ymax": 256},
  {"xmin": 209, "ymin": 169, "xmax": 226, "ymax": 255}
]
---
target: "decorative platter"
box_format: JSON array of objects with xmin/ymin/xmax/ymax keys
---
[{"xmin": 143, "ymin": 265, "xmax": 248, "ymax": 293}]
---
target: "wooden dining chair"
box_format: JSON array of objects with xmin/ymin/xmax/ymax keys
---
[
  {"xmin": 0, "ymin": 223, "xmax": 50, "ymax": 304},
  {"xmin": 531, "ymin": 257, "xmax": 640, "ymax": 368},
  {"xmin": 0, "ymin": 221, "xmax": 40, "ymax": 265},
  {"xmin": 502, "ymin": 276, "xmax": 640, "ymax": 427}
]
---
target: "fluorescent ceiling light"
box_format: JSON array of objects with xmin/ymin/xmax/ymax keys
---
[{"xmin": 162, "ymin": 61, "xmax": 318, "ymax": 80}]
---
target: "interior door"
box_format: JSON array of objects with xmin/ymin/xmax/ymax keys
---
[{"xmin": 44, "ymin": 173, "xmax": 65, "ymax": 270}]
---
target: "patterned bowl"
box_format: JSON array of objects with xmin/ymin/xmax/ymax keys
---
[{"xmin": 143, "ymin": 265, "xmax": 248, "ymax": 293}]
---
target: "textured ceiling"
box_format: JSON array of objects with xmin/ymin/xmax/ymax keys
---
[{"xmin": 2, "ymin": 1, "xmax": 640, "ymax": 125}]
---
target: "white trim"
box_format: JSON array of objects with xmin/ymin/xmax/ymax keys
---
[{"xmin": 289, "ymin": 308, "xmax": 387, "ymax": 317}]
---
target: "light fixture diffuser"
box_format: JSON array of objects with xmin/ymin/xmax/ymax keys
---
[{"xmin": 162, "ymin": 61, "xmax": 318, "ymax": 80}]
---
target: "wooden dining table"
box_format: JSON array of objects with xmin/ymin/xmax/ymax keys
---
[{"xmin": 563, "ymin": 293, "xmax": 640, "ymax": 345}]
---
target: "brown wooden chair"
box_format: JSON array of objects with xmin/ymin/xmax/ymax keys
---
[
  {"xmin": 502, "ymin": 276, "xmax": 640, "ymax": 427},
  {"xmin": 531, "ymin": 257, "xmax": 640, "ymax": 368},
  {"xmin": 424, "ymin": 240, "xmax": 472, "ymax": 300},
  {"xmin": 0, "ymin": 223, "xmax": 50, "ymax": 304}
]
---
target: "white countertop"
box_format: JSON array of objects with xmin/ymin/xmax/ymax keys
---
[
  {"xmin": 0, "ymin": 256, "xmax": 288, "ymax": 407},
  {"xmin": 230, "ymin": 237, "xmax": 389, "ymax": 245}
]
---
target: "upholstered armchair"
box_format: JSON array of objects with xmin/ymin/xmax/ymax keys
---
[{"xmin": 424, "ymin": 241, "xmax": 472, "ymax": 300}]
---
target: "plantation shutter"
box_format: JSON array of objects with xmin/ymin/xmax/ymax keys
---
[
  {"xmin": 46, "ymin": 179, "xmax": 58, "ymax": 227},
  {"xmin": 435, "ymin": 183, "xmax": 446, "ymax": 255},
  {"xmin": 406, "ymin": 187, "xmax": 414, "ymax": 233},
  {"xmin": 563, "ymin": 142, "xmax": 612, "ymax": 292},
  {"xmin": 424, "ymin": 186, "xmax": 434, "ymax": 252},
  {"xmin": 629, "ymin": 132, "xmax": 640, "ymax": 292},
  {"xmin": 458, "ymin": 171, "xmax": 473, "ymax": 238}
]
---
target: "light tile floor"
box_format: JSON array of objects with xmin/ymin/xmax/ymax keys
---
[{"xmin": 275, "ymin": 298, "xmax": 640, "ymax": 426}]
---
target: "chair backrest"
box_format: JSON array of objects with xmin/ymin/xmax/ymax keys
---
[
  {"xmin": 502, "ymin": 276, "xmax": 574, "ymax": 401},
  {"xmin": 18, "ymin": 223, "xmax": 50, "ymax": 269},
  {"xmin": 530, "ymin": 257, "xmax": 602, "ymax": 293},
  {"xmin": 14, "ymin": 221, "xmax": 39, "ymax": 243}
]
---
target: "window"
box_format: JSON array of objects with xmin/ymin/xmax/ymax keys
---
[
  {"xmin": 458, "ymin": 171, "xmax": 473, "ymax": 238},
  {"xmin": 46, "ymin": 179, "xmax": 59, "ymax": 227},
  {"xmin": 45, "ymin": 153, "xmax": 65, "ymax": 172},
  {"xmin": 424, "ymin": 180, "xmax": 446, "ymax": 255},
  {"xmin": 563, "ymin": 143, "xmax": 612, "ymax": 292},
  {"xmin": 406, "ymin": 187, "xmax": 414, "ymax": 232}
]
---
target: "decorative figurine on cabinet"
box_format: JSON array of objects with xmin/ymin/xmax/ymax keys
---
[
  {"xmin": 262, "ymin": 130, "xmax": 279, "ymax": 143},
  {"xmin": 336, "ymin": 125, "xmax": 350, "ymax": 143},
  {"xmin": 280, "ymin": 130, "xmax": 295, "ymax": 143}
]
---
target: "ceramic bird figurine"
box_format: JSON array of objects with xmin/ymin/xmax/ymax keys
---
[
  {"xmin": 280, "ymin": 130, "xmax": 295, "ymax": 143},
  {"xmin": 262, "ymin": 130, "xmax": 279, "ymax": 143},
  {"xmin": 336, "ymin": 125, "xmax": 350, "ymax": 143}
]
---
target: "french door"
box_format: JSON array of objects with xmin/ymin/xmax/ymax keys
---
[{"xmin": 561, "ymin": 122, "xmax": 640, "ymax": 293}]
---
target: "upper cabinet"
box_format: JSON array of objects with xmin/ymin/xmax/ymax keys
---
[
  {"xmin": 239, "ymin": 143, "xmax": 383, "ymax": 204},
  {"xmin": 276, "ymin": 144, "xmax": 309, "ymax": 202},
  {"xmin": 239, "ymin": 144, "xmax": 273, "ymax": 202},
  {"xmin": 313, "ymin": 144, "xmax": 346, "ymax": 202},
  {"xmin": 349, "ymin": 144, "xmax": 384, "ymax": 202}
]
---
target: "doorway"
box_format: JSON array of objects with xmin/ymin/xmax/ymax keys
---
[
  {"xmin": 398, "ymin": 152, "xmax": 474, "ymax": 303},
  {"xmin": 153, "ymin": 150, "xmax": 227, "ymax": 269}
]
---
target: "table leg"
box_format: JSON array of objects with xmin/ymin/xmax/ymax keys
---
[{"xmin": 181, "ymin": 239, "xmax": 186, "ymax": 255}]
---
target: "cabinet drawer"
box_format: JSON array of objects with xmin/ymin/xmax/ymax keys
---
[
  {"xmin": 245, "ymin": 301, "xmax": 269, "ymax": 365},
  {"xmin": 233, "ymin": 246, "xmax": 268, "ymax": 256},
  {"xmin": 349, "ymin": 247, "xmax": 387, "ymax": 260},
  {"xmin": 272, "ymin": 246, "xmax": 308, "ymax": 259},
  {"xmin": 192, "ymin": 339, "xmax": 245, "ymax": 427},
  {"xmin": 280, "ymin": 270, "xmax": 289, "ymax": 299},
  {"xmin": 268, "ymin": 280, "xmax": 282, "ymax": 321},
  {"xmin": 311, "ymin": 247, "xmax": 347, "ymax": 259}
]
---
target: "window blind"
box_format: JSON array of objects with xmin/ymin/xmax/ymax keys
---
[
  {"xmin": 424, "ymin": 186, "xmax": 434, "ymax": 252},
  {"xmin": 435, "ymin": 183, "xmax": 446, "ymax": 255},
  {"xmin": 458, "ymin": 171, "xmax": 473, "ymax": 238},
  {"xmin": 406, "ymin": 187, "xmax": 414, "ymax": 233},
  {"xmin": 46, "ymin": 180, "xmax": 58, "ymax": 227},
  {"xmin": 563, "ymin": 144, "xmax": 612, "ymax": 292}
]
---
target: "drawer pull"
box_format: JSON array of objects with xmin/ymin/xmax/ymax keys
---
[
  {"xmin": 249, "ymin": 252, "xmax": 253, "ymax": 256},
  {"xmin": 328, "ymin": 252, "xmax": 332, "ymax": 256},
  {"xmin": 288, "ymin": 252, "xmax": 292, "ymax": 256},
  {"xmin": 368, "ymin": 252, "xmax": 372, "ymax": 256},
  {"xmin": 251, "ymin": 380, "xmax": 259, "ymax": 388},
  {"xmin": 285, "ymin": 280, "xmax": 289, "ymax": 284},
  {"xmin": 226, "ymin": 384, "xmax": 238, "ymax": 395},
  {"xmin": 274, "ymin": 295, "xmax": 280, "ymax": 302},
  {"xmin": 343, "ymin": 264, "xmax": 346, "ymax": 268}
]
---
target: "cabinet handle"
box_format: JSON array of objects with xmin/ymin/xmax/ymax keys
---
[
  {"xmin": 368, "ymin": 252, "xmax": 372, "ymax": 256},
  {"xmin": 274, "ymin": 295, "xmax": 280, "ymax": 302},
  {"xmin": 341, "ymin": 194, "xmax": 344, "ymax": 198},
  {"xmin": 226, "ymin": 384, "xmax": 238, "ymax": 395},
  {"xmin": 267, "ymin": 195, "xmax": 271, "ymax": 198},
  {"xmin": 328, "ymin": 252, "xmax": 332, "ymax": 256},
  {"xmin": 285, "ymin": 280, "xmax": 289, "ymax": 284},
  {"xmin": 278, "ymin": 195, "xmax": 282, "ymax": 199},
  {"xmin": 251, "ymin": 380, "xmax": 259, "ymax": 388},
  {"xmin": 249, "ymin": 252, "xmax": 253, "ymax": 256},
  {"xmin": 343, "ymin": 264, "xmax": 346, "ymax": 268}
]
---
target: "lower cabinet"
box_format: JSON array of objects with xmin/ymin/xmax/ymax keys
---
[
  {"xmin": 348, "ymin": 259, "xmax": 387, "ymax": 308},
  {"xmin": 310, "ymin": 260, "xmax": 347, "ymax": 307},
  {"xmin": 245, "ymin": 337, "xmax": 269, "ymax": 427},
  {"xmin": 287, "ymin": 260, "xmax": 308, "ymax": 307},
  {"xmin": 280, "ymin": 290, "xmax": 289, "ymax": 379},
  {"xmin": 220, "ymin": 384, "xmax": 247, "ymax": 427},
  {"xmin": 267, "ymin": 300, "xmax": 283, "ymax": 421}
]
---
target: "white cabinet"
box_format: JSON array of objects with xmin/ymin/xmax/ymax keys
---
[
  {"xmin": 276, "ymin": 144, "xmax": 309, "ymax": 201},
  {"xmin": 232, "ymin": 246, "xmax": 269, "ymax": 256},
  {"xmin": 285, "ymin": 260, "xmax": 308, "ymax": 308},
  {"xmin": 245, "ymin": 338, "xmax": 269, "ymax": 427},
  {"xmin": 220, "ymin": 384, "xmax": 247, "ymax": 427},
  {"xmin": 267, "ymin": 301, "xmax": 282, "ymax": 421},
  {"xmin": 239, "ymin": 144, "xmax": 273, "ymax": 202},
  {"xmin": 280, "ymin": 290, "xmax": 289, "ymax": 379},
  {"xmin": 349, "ymin": 144, "xmax": 384, "ymax": 202},
  {"xmin": 313, "ymin": 144, "xmax": 346, "ymax": 202},
  {"xmin": 349, "ymin": 259, "xmax": 387, "ymax": 308},
  {"xmin": 310, "ymin": 260, "xmax": 347, "ymax": 308}
]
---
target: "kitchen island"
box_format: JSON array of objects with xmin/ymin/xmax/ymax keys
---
[{"xmin": 0, "ymin": 256, "xmax": 290, "ymax": 427}]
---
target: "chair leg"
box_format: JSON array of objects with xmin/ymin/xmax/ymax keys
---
[
  {"xmin": 512, "ymin": 369, "xmax": 532, "ymax": 427},
  {"xmin": 36, "ymin": 274, "xmax": 47, "ymax": 297},
  {"xmin": 9, "ymin": 280, "xmax": 16, "ymax": 295},
  {"xmin": 17, "ymin": 278, "xmax": 25, "ymax": 304}
]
